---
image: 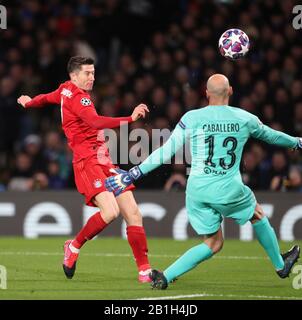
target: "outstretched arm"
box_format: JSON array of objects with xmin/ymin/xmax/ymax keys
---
[
  {"xmin": 249, "ymin": 116, "xmax": 299, "ymax": 149},
  {"xmin": 76, "ymin": 102, "xmax": 149, "ymax": 130},
  {"xmin": 18, "ymin": 87, "xmax": 61, "ymax": 108},
  {"xmin": 105, "ymin": 123, "xmax": 188, "ymax": 195},
  {"xmin": 138, "ymin": 124, "xmax": 187, "ymax": 175}
]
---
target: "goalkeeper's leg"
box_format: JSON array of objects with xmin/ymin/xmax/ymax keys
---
[
  {"xmin": 250, "ymin": 203, "xmax": 285, "ymax": 271},
  {"xmin": 151, "ymin": 228, "xmax": 223, "ymax": 289},
  {"xmin": 250, "ymin": 203, "xmax": 300, "ymax": 278}
]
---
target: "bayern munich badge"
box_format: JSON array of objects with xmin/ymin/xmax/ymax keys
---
[{"xmin": 93, "ymin": 179, "xmax": 102, "ymax": 188}]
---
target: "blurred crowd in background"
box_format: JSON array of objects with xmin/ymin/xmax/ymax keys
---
[{"xmin": 1, "ymin": 0, "xmax": 302, "ymax": 192}]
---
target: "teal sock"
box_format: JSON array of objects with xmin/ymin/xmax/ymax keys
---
[
  {"xmin": 163, "ymin": 243, "xmax": 213, "ymax": 283},
  {"xmin": 252, "ymin": 216, "xmax": 284, "ymax": 270}
]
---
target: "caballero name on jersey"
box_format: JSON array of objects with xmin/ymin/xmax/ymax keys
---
[{"xmin": 202, "ymin": 122, "xmax": 240, "ymax": 133}]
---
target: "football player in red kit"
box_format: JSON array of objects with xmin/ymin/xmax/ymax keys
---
[{"xmin": 17, "ymin": 56, "xmax": 152, "ymax": 283}]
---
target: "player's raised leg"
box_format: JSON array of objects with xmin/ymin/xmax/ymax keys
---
[
  {"xmin": 251, "ymin": 203, "xmax": 300, "ymax": 278},
  {"xmin": 151, "ymin": 228, "xmax": 223, "ymax": 289},
  {"xmin": 115, "ymin": 191, "xmax": 151, "ymax": 283},
  {"xmin": 63, "ymin": 191, "xmax": 119, "ymax": 279}
]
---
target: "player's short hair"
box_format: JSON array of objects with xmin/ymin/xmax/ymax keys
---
[{"xmin": 67, "ymin": 56, "xmax": 95, "ymax": 74}]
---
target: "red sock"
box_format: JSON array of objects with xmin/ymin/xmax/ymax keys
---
[
  {"xmin": 72, "ymin": 212, "xmax": 107, "ymax": 249},
  {"xmin": 127, "ymin": 226, "xmax": 150, "ymax": 272}
]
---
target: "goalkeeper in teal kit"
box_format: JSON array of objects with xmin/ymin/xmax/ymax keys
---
[{"xmin": 106, "ymin": 74, "xmax": 300, "ymax": 289}]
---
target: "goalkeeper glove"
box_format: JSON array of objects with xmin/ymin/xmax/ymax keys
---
[
  {"xmin": 297, "ymin": 138, "xmax": 302, "ymax": 149},
  {"xmin": 105, "ymin": 166, "xmax": 143, "ymax": 196}
]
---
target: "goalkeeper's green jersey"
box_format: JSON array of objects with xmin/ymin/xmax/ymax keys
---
[{"xmin": 138, "ymin": 105, "xmax": 298, "ymax": 204}]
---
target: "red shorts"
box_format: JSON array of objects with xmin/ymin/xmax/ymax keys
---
[{"xmin": 73, "ymin": 156, "xmax": 135, "ymax": 206}]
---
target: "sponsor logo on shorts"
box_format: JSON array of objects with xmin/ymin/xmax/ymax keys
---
[{"xmin": 93, "ymin": 179, "xmax": 102, "ymax": 188}]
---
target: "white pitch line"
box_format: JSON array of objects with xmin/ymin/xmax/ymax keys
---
[
  {"xmin": 214, "ymin": 255, "xmax": 268, "ymax": 260},
  {"xmin": 136, "ymin": 293, "xmax": 302, "ymax": 300},
  {"xmin": 0, "ymin": 251, "xmax": 299, "ymax": 300},
  {"xmin": 0, "ymin": 251, "xmax": 268, "ymax": 260}
]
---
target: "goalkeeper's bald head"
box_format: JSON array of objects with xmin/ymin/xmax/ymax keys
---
[{"xmin": 206, "ymin": 74, "xmax": 233, "ymax": 101}]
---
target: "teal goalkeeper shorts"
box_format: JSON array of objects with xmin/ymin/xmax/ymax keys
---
[{"xmin": 186, "ymin": 186, "xmax": 257, "ymax": 235}]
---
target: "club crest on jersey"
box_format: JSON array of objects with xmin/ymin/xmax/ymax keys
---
[
  {"xmin": 61, "ymin": 88, "xmax": 72, "ymax": 98},
  {"xmin": 93, "ymin": 179, "xmax": 102, "ymax": 188},
  {"xmin": 81, "ymin": 97, "xmax": 91, "ymax": 106}
]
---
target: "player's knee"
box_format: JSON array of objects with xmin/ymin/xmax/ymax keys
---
[
  {"xmin": 110, "ymin": 205, "xmax": 120, "ymax": 219},
  {"xmin": 211, "ymin": 240, "xmax": 224, "ymax": 254},
  {"xmin": 250, "ymin": 203, "xmax": 265, "ymax": 224},
  {"xmin": 124, "ymin": 204, "xmax": 142, "ymax": 225},
  {"xmin": 102, "ymin": 207, "xmax": 120, "ymax": 221},
  {"xmin": 99, "ymin": 200, "xmax": 120, "ymax": 221},
  {"xmin": 132, "ymin": 205, "xmax": 142, "ymax": 219},
  {"xmin": 204, "ymin": 237, "xmax": 224, "ymax": 254}
]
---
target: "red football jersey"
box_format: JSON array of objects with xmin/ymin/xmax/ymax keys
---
[{"xmin": 25, "ymin": 81, "xmax": 132, "ymax": 163}]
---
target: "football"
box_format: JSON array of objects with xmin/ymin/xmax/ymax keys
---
[{"xmin": 218, "ymin": 28, "xmax": 250, "ymax": 60}]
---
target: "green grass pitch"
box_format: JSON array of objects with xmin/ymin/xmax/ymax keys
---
[{"xmin": 0, "ymin": 237, "xmax": 301, "ymax": 300}]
